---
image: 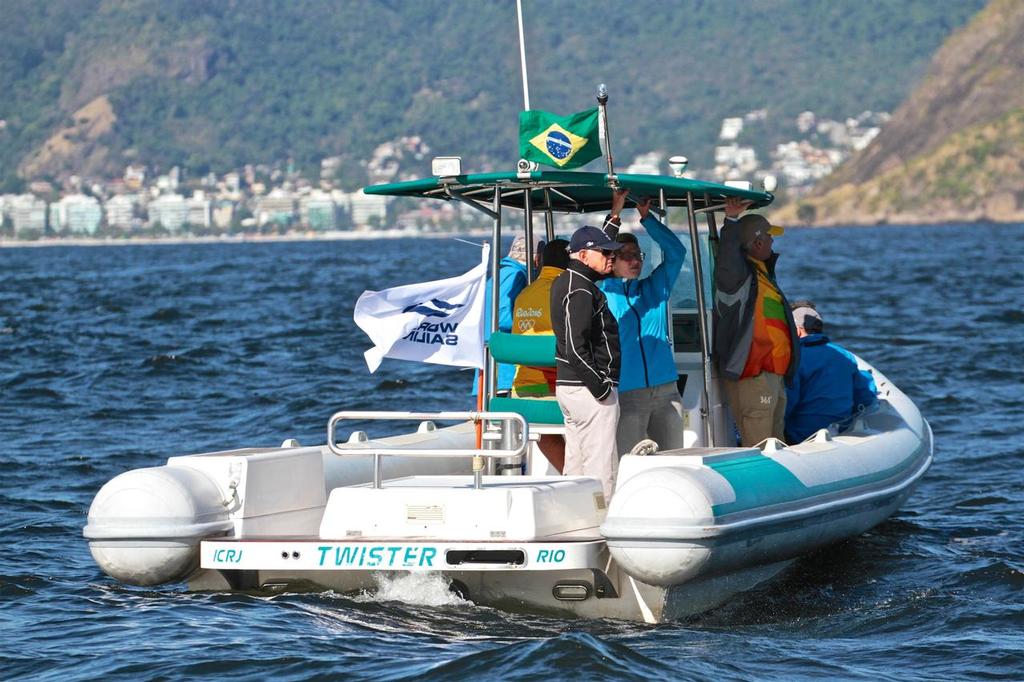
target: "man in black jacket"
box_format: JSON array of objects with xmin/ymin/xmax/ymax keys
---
[{"xmin": 550, "ymin": 225, "xmax": 624, "ymax": 501}]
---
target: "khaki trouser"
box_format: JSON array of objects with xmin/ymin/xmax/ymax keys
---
[
  {"xmin": 723, "ymin": 372, "xmax": 787, "ymax": 447},
  {"xmin": 616, "ymin": 381, "xmax": 686, "ymax": 456},
  {"xmin": 556, "ymin": 385, "xmax": 619, "ymax": 501}
]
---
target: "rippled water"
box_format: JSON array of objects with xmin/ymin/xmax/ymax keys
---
[{"xmin": 2, "ymin": 225, "xmax": 1022, "ymax": 680}]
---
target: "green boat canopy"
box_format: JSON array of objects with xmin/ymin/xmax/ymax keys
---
[{"xmin": 363, "ymin": 170, "xmax": 773, "ymax": 213}]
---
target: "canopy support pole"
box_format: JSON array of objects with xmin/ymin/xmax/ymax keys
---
[
  {"xmin": 544, "ymin": 189, "xmax": 555, "ymax": 242},
  {"xmin": 524, "ymin": 188, "xmax": 535, "ymax": 284},
  {"xmin": 686, "ymin": 191, "xmax": 715, "ymax": 446},
  {"xmin": 448, "ymin": 190, "xmax": 499, "ymax": 220},
  {"xmin": 597, "ymin": 84, "xmax": 617, "ymax": 188},
  {"xmin": 660, "ymin": 188, "xmax": 674, "ymax": 351},
  {"xmin": 705, "ymin": 197, "xmax": 720, "ymax": 262},
  {"xmin": 486, "ymin": 186, "xmax": 502, "ymax": 404}
]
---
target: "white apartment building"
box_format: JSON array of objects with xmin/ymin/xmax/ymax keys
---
[
  {"xmin": 12, "ymin": 194, "xmax": 47, "ymax": 236},
  {"xmin": 49, "ymin": 194, "xmax": 102, "ymax": 235},
  {"xmin": 719, "ymin": 117, "xmax": 744, "ymax": 141},
  {"xmin": 714, "ymin": 144, "xmax": 759, "ymax": 180},
  {"xmin": 223, "ymin": 172, "xmax": 241, "ymax": 195},
  {"xmin": 851, "ymin": 127, "xmax": 881, "ymax": 151},
  {"xmin": 255, "ymin": 189, "xmax": 296, "ymax": 226},
  {"xmin": 0, "ymin": 194, "xmax": 15, "ymax": 226},
  {"xmin": 346, "ymin": 190, "xmax": 388, "ymax": 228},
  {"xmin": 105, "ymin": 194, "xmax": 138, "ymax": 230},
  {"xmin": 186, "ymin": 191, "xmax": 212, "ymax": 229},
  {"xmin": 148, "ymin": 193, "xmax": 188, "ymax": 233},
  {"xmin": 211, "ymin": 200, "xmax": 234, "ymax": 230},
  {"xmin": 299, "ymin": 190, "xmax": 337, "ymax": 231},
  {"xmin": 796, "ymin": 111, "xmax": 817, "ymax": 134},
  {"xmin": 625, "ymin": 152, "xmax": 662, "ymax": 176}
]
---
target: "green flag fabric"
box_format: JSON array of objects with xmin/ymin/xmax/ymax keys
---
[{"xmin": 518, "ymin": 108, "xmax": 601, "ymax": 169}]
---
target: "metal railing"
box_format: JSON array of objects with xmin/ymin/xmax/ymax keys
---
[{"xmin": 326, "ymin": 410, "xmax": 529, "ymax": 490}]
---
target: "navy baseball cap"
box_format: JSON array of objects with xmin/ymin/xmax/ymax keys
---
[{"xmin": 569, "ymin": 225, "xmax": 625, "ymax": 254}]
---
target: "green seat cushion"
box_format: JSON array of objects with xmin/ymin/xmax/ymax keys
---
[
  {"xmin": 489, "ymin": 332, "xmax": 556, "ymax": 367},
  {"xmin": 489, "ymin": 396, "xmax": 564, "ymax": 425}
]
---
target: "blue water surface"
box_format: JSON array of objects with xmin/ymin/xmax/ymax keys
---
[{"xmin": 1, "ymin": 224, "xmax": 1022, "ymax": 680}]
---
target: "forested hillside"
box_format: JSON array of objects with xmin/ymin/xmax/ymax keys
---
[
  {"xmin": 0, "ymin": 0, "xmax": 985, "ymax": 190},
  {"xmin": 773, "ymin": 0, "xmax": 1024, "ymax": 225}
]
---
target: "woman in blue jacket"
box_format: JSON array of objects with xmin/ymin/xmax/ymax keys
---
[{"xmin": 599, "ymin": 190, "xmax": 687, "ymax": 456}]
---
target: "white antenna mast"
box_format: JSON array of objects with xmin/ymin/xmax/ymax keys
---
[{"xmin": 516, "ymin": 0, "xmax": 531, "ymax": 110}]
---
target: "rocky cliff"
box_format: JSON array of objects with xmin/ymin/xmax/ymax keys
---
[{"xmin": 773, "ymin": 0, "xmax": 1024, "ymax": 226}]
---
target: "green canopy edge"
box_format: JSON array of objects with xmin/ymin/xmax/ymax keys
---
[{"xmin": 363, "ymin": 170, "xmax": 773, "ymax": 213}]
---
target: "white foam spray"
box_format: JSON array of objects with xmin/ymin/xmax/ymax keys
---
[{"xmin": 356, "ymin": 572, "xmax": 471, "ymax": 608}]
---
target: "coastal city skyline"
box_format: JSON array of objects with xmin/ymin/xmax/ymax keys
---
[{"xmin": 1, "ymin": 107, "xmax": 885, "ymax": 240}]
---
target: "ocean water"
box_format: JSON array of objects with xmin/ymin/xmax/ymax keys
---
[{"xmin": 1, "ymin": 224, "xmax": 1022, "ymax": 680}]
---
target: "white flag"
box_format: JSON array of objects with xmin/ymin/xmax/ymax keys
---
[{"xmin": 353, "ymin": 244, "xmax": 490, "ymax": 373}]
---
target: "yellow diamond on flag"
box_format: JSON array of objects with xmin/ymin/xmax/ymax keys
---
[{"xmin": 529, "ymin": 124, "xmax": 589, "ymax": 168}]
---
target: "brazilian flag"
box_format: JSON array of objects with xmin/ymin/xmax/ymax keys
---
[{"xmin": 518, "ymin": 108, "xmax": 601, "ymax": 169}]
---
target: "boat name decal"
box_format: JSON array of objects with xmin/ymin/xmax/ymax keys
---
[
  {"xmin": 534, "ymin": 549, "xmax": 565, "ymax": 563},
  {"xmin": 212, "ymin": 548, "xmax": 243, "ymax": 564},
  {"xmin": 317, "ymin": 544, "xmax": 437, "ymax": 568}
]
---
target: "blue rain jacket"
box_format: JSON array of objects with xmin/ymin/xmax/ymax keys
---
[
  {"xmin": 598, "ymin": 215, "xmax": 686, "ymax": 393},
  {"xmin": 784, "ymin": 333, "xmax": 879, "ymax": 443},
  {"xmin": 474, "ymin": 257, "xmax": 528, "ymax": 393}
]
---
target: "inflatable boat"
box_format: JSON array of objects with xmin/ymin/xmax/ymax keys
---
[{"xmin": 83, "ymin": 166, "xmax": 931, "ymax": 623}]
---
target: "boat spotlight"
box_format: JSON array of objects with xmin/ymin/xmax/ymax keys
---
[
  {"xmin": 668, "ymin": 155, "xmax": 688, "ymax": 178},
  {"xmin": 431, "ymin": 156, "xmax": 462, "ymax": 177},
  {"xmin": 516, "ymin": 158, "xmax": 539, "ymax": 179},
  {"xmin": 762, "ymin": 174, "xmax": 778, "ymax": 192}
]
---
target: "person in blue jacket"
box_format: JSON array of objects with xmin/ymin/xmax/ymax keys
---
[
  {"xmin": 599, "ymin": 189, "xmax": 688, "ymax": 455},
  {"xmin": 784, "ymin": 301, "xmax": 878, "ymax": 443},
  {"xmin": 474, "ymin": 235, "xmax": 530, "ymax": 395}
]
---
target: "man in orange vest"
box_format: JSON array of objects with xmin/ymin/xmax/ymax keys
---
[{"xmin": 713, "ymin": 198, "xmax": 800, "ymax": 446}]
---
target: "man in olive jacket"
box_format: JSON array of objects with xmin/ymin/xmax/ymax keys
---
[
  {"xmin": 713, "ymin": 198, "xmax": 800, "ymax": 446},
  {"xmin": 550, "ymin": 225, "xmax": 623, "ymax": 501}
]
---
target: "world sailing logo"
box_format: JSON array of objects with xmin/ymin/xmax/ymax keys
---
[
  {"xmin": 402, "ymin": 298, "xmax": 464, "ymax": 318},
  {"xmin": 402, "ymin": 297, "xmax": 465, "ymax": 346}
]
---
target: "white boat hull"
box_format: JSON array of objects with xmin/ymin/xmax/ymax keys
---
[{"xmin": 84, "ymin": 364, "xmax": 931, "ymax": 623}]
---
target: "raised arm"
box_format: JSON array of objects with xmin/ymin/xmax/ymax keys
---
[
  {"xmin": 715, "ymin": 197, "xmax": 754, "ymax": 294},
  {"xmin": 637, "ymin": 197, "xmax": 687, "ymax": 296},
  {"xmin": 602, "ymin": 188, "xmax": 629, "ymax": 238}
]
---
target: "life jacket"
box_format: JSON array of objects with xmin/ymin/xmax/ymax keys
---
[{"xmin": 511, "ymin": 266, "xmax": 563, "ymax": 396}]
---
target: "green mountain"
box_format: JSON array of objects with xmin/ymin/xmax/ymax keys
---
[
  {"xmin": 0, "ymin": 0, "xmax": 985, "ymax": 191},
  {"xmin": 774, "ymin": 0, "xmax": 1024, "ymax": 225}
]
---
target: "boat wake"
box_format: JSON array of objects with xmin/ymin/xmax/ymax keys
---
[{"xmin": 355, "ymin": 572, "xmax": 471, "ymax": 608}]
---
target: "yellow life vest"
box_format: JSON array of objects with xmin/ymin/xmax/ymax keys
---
[{"xmin": 511, "ymin": 266, "xmax": 563, "ymax": 396}]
